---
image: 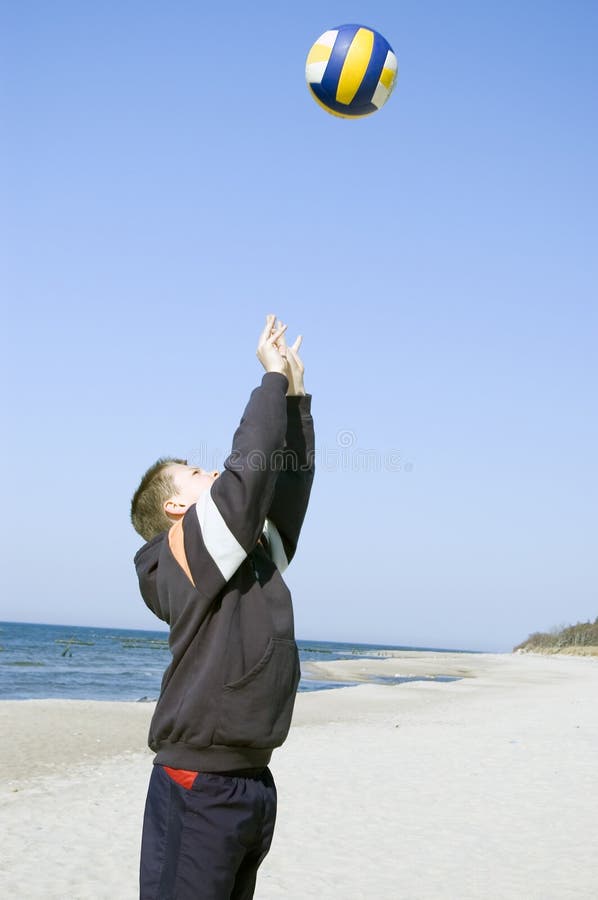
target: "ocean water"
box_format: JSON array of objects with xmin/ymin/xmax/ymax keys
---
[{"xmin": 0, "ymin": 622, "xmax": 470, "ymax": 701}]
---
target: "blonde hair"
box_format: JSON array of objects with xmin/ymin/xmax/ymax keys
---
[{"xmin": 130, "ymin": 457, "xmax": 186, "ymax": 541}]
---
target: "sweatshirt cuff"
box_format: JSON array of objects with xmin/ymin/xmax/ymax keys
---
[
  {"xmin": 286, "ymin": 393, "xmax": 312, "ymax": 414},
  {"xmin": 261, "ymin": 372, "xmax": 289, "ymax": 393}
]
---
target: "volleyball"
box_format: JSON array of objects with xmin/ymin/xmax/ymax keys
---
[{"xmin": 305, "ymin": 24, "xmax": 398, "ymax": 118}]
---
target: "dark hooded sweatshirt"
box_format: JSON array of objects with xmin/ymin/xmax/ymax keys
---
[{"xmin": 134, "ymin": 373, "xmax": 315, "ymax": 772}]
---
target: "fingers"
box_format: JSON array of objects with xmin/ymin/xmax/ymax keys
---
[
  {"xmin": 287, "ymin": 336, "xmax": 304, "ymax": 365},
  {"xmin": 276, "ymin": 318, "xmax": 288, "ymax": 356},
  {"xmin": 270, "ymin": 322, "xmax": 288, "ymax": 345},
  {"xmin": 273, "ymin": 320, "xmax": 302, "ymax": 358},
  {"xmin": 259, "ymin": 315, "xmax": 287, "ymax": 352},
  {"xmin": 260, "ymin": 315, "xmax": 287, "ymax": 345},
  {"xmin": 259, "ymin": 314, "xmax": 276, "ymax": 344},
  {"xmin": 258, "ymin": 315, "xmax": 302, "ymax": 370},
  {"xmin": 287, "ymin": 345, "xmax": 304, "ymax": 370}
]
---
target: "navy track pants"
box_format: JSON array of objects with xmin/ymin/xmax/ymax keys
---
[{"xmin": 140, "ymin": 764, "xmax": 277, "ymax": 900}]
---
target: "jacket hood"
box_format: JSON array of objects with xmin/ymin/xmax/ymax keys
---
[{"xmin": 134, "ymin": 532, "xmax": 167, "ymax": 616}]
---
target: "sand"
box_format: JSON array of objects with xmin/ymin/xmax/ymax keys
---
[{"xmin": 1, "ymin": 651, "xmax": 597, "ymax": 899}]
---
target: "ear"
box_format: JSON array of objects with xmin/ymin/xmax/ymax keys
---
[{"xmin": 164, "ymin": 497, "xmax": 190, "ymax": 522}]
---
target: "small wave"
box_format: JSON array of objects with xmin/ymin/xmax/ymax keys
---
[
  {"xmin": 55, "ymin": 639, "xmax": 95, "ymax": 646},
  {"xmin": 119, "ymin": 637, "xmax": 168, "ymax": 647},
  {"xmin": 4, "ymin": 661, "xmax": 46, "ymax": 667}
]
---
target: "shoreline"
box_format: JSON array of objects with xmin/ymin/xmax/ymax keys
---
[
  {"xmin": 302, "ymin": 649, "xmax": 484, "ymax": 683},
  {"xmin": 2, "ymin": 651, "xmax": 598, "ymax": 898},
  {"xmin": 2, "ymin": 650, "xmax": 597, "ymax": 790}
]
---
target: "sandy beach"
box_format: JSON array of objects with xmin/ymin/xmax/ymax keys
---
[{"xmin": 1, "ymin": 651, "xmax": 597, "ymax": 899}]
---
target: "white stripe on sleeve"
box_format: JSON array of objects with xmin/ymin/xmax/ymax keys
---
[
  {"xmin": 263, "ymin": 519, "xmax": 289, "ymax": 573},
  {"xmin": 196, "ymin": 489, "xmax": 247, "ymax": 582}
]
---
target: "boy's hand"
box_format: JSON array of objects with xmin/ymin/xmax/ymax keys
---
[
  {"xmin": 257, "ymin": 314, "xmax": 289, "ymax": 376},
  {"xmin": 275, "ymin": 318, "xmax": 305, "ymax": 396}
]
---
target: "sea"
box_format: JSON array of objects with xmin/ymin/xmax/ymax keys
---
[{"xmin": 0, "ymin": 622, "xmax": 472, "ymax": 702}]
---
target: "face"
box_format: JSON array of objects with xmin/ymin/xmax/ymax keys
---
[{"xmin": 163, "ymin": 463, "xmax": 219, "ymax": 521}]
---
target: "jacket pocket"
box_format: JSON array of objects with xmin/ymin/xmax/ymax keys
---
[{"xmin": 213, "ymin": 638, "xmax": 300, "ymax": 748}]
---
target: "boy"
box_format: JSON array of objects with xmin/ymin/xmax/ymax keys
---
[{"xmin": 130, "ymin": 315, "xmax": 315, "ymax": 900}]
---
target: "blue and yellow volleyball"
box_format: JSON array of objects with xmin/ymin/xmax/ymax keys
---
[{"xmin": 305, "ymin": 24, "xmax": 398, "ymax": 118}]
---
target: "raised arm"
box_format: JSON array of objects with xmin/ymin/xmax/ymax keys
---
[
  {"xmin": 265, "ymin": 395, "xmax": 315, "ymax": 569},
  {"xmin": 262, "ymin": 320, "xmax": 315, "ymax": 568},
  {"xmin": 176, "ymin": 316, "xmax": 292, "ymax": 597}
]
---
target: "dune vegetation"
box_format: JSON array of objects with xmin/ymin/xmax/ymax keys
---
[{"xmin": 514, "ymin": 618, "xmax": 598, "ymax": 655}]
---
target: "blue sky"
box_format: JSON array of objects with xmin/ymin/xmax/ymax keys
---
[{"xmin": 2, "ymin": 1, "xmax": 596, "ymax": 651}]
